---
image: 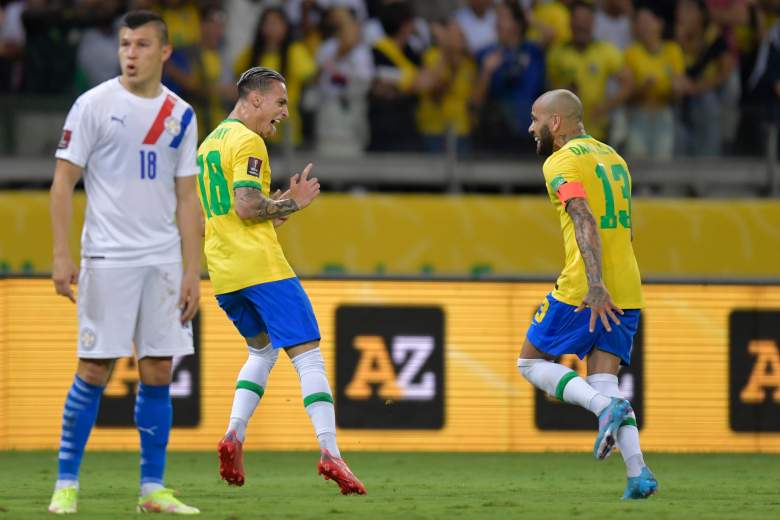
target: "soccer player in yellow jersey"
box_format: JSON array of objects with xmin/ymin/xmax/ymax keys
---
[
  {"xmin": 196, "ymin": 67, "xmax": 366, "ymax": 495},
  {"xmin": 520, "ymin": 89, "xmax": 657, "ymax": 500}
]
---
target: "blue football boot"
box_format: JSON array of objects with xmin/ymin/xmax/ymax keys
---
[
  {"xmin": 594, "ymin": 398, "xmax": 631, "ymax": 460},
  {"xmin": 622, "ymin": 466, "xmax": 658, "ymax": 499}
]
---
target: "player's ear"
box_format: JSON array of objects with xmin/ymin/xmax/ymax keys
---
[{"xmin": 160, "ymin": 43, "xmax": 173, "ymax": 62}]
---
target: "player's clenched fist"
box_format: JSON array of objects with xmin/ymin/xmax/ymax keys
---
[
  {"xmin": 52, "ymin": 255, "xmax": 79, "ymax": 303},
  {"xmin": 289, "ymin": 163, "xmax": 320, "ymax": 210}
]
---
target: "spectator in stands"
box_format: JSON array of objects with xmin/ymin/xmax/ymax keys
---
[
  {"xmin": 706, "ymin": 0, "xmax": 748, "ymax": 152},
  {"xmin": 0, "ymin": 0, "xmax": 25, "ymax": 92},
  {"xmin": 472, "ymin": 1, "xmax": 544, "ymax": 154},
  {"xmin": 526, "ymin": 0, "xmax": 571, "ymax": 49},
  {"xmin": 159, "ymin": 0, "xmax": 201, "ymax": 48},
  {"xmin": 368, "ymin": 1, "xmax": 432, "ymax": 151},
  {"xmin": 546, "ymin": 1, "xmax": 631, "ymax": 142},
  {"xmin": 594, "ymin": 0, "xmax": 633, "ymax": 50},
  {"xmin": 454, "ymin": 0, "xmax": 497, "ymax": 56},
  {"xmin": 314, "ymin": 6, "xmax": 373, "ymax": 157},
  {"xmin": 623, "ymin": 6, "xmax": 686, "ymax": 161},
  {"xmin": 21, "ymin": 0, "xmax": 90, "ymax": 94},
  {"xmin": 234, "ymin": 6, "xmax": 316, "ymax": 147},
  {"xmin": 417, "ymin": 19, "xmax": 477, "ymax": 154},
  {"xmin": 746, "ymin": 13, "xmax": 780, "ymax": 146},
  {"xmin": 675, "ymin": 0, "xmax": 736, "ymax": 156},
  {"xmin": 76, "ymin": 0, "xmax": 122, "ymax": 89},
  {"xmin": 165, "ymin": 7, "xmax": 235, "ymax": 139}
]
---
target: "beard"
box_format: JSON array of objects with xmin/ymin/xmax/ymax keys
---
[{"xmin": 535, "ymin": 124, "xmax": 555, "ymax": 157}]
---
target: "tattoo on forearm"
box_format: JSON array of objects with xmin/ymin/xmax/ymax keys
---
[
  {"xmin": 566, "ymin": 198, "xmax": 602, "ymax": 286},
  {"xmin": 235, "ymin": 187, "xmax": 299, "ymax": 220}
]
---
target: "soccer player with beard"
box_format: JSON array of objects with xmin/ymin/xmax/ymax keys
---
[
  {"xmin": 520, "ymin": 89, "xmax": 657, "ymax": 499},
  {"xmin": 196, "ymin": 67, "xmax": 366, "ymax": 495}
]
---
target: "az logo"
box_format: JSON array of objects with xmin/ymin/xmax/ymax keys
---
[
  {"xmin": 729, "ymin": 311, "xmax": 780, "ymax": 431},
  {"xmin": 345, "ymin": 335, "xmax": 436, "ymax": 401},
  {"xmin": 335, "ymin": 306, "xmax": 445, "ymax": 429}
]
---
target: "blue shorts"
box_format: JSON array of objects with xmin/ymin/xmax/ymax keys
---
[
  {"xmin": 525, "ymin": 293, "xmax": 640, "ymax": 366},
  {"xmin": 215, "ymin": 277, "xmax": 320, "ymax": 349}
]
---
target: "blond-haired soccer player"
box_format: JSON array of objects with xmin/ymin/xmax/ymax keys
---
[
  {"xmin": 196, "ymin": 67, "xmax": 366, "ymax": 495},
  {"xmin": 520, "ymin": 89, "xmax": 657, "ymax": 500},
  {"xmin": 48, "ymin": 10, "xmax": 200, "ymax": 514}
]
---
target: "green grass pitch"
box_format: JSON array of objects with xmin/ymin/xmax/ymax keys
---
[{"xmin": 0, "ymin": 451, "xmax": 778, "ymax": 519}]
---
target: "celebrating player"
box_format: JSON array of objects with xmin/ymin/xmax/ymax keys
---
[
  {"xmin": 519, "ymin": 89, "xmax": 657, "ymax": 499},
  {"xmin": 196, "ymin": 67, "xmax": 366, "ymax": 495},
  {"xmin": 48, "ymin": 11, "xmax": 201, "ymax": 514}
]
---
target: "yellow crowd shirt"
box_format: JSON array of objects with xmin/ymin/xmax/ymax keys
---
[
  {"xmin": 546, "ymin": 42, "xmax": 623, "ymax": 140},
  {"xmin": 624, "ymin": 41, "xmax": 684, "ymax": 108},
  {"xmin": 233, "ymin": 42, "xmax": 316, "ymax": 145},
  {"xmin": 542, "ymin": 135, "xmax": 644, "ymax": 309},
  {"xmin": 416, "ymin": 48, "xmax": 477, "ymax": 136},
  {"xmin": 160, "ymin": 3, "xmax": 201, "ymax": 48},
  {"xmin": 196, "ymin": 119, "xmax": 295, "ymax": 294},
  {"xmin": 527, "ymin": 1, "xmax": 571, "ymax": 47}
]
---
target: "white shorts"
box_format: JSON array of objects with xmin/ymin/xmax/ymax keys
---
[{"xmin": 77, "ymin": 263, "xmax": 194, "ymax": 359}]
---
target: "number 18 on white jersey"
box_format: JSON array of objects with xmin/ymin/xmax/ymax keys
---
[{"xmin": 55, "ymin": 77, "xmax": 199, "ymax": 267}]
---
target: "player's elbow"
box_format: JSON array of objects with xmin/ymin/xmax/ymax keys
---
[{"xmin": 234, "ymin": 202, "xmax": 254, "ymax": 220}]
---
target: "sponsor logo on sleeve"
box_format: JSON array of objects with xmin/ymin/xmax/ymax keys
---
[
  {"xmin": 58, "ymin": 129, "xmax": 72, "ymax": 150},
  {"xmin": 247, "ymin": 157, "xmax": 262, "ymax": 177}
]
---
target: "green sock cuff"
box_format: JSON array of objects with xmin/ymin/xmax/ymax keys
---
[
  {"xmin": 555, "ymin": 371, "xmax": 579, "ymax": 402},
  {"xmin": 621, "ymin": 417, "xmax": 638, "ymax": 428},
  {"xmin": 303, "ymin": 392, "xmax": 334, "ymax": 407},
  {"xmin": 236, "ymin": 380, "xmax": 264, "ymax": 398}
]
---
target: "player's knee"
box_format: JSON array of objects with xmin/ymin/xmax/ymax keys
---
[
  {"xmin": 248, "ymin": 343, "xmax": 278, "ymax": 365},
  {"xmin": 291, "ymin": 346, "xmax": 325, "ymax": 375},
  {"xmin": 586, "ymin": 373, "xmax": 621, "ymax": 399},
  {"xmin": 516, "ymin": 358, "xmax": 542, "ymax": 382},
  {"xmin": 77, "ymin": 358, "xmax": 113, "ymax": 386}
]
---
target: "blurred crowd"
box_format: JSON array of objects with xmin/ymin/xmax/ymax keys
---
[{"xmin": 1, "ymin": 0, "xmax": 779, "ymax": 160}]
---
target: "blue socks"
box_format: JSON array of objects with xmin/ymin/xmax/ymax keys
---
[
  {"xmin": 134, "ymin": 383, "xmax": 172, "ymax": 488},
  {"xmin": 57, "ymin": 376, "xmax": 104, "ymax": 482}
]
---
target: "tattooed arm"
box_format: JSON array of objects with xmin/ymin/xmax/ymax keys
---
[
  {"xmin": 566, "ymin": 197, "xmax": 623, "ymax": 332},
  {"xmin": 234, "ymin": 187, "xmax": 299, "ymax": 220},
  {"xmin": 233, "ymin": 162, "xmax": 319, "ymax": 221}
]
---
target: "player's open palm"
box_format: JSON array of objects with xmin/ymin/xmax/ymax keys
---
[
  {"xmin": 52, "ymin": 255, "xmax": 79, "ymax": 303},
  {"xmin": 288, "ymin": 163, "xmax": 320, "ymax": 210},
  {"xmin": 575, "ymin": 283, "xmax": 623, "ymax": 333}
]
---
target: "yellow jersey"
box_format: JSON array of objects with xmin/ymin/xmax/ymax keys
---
[
  {"xmin": 527, "ymin": 1, "xmax": 571, "ymax": 47},
  {"xmin": 416, "ymin": 48, "xmax": 477, "ymax": 136},
  {"xmin": 196, "ymin": 119, "xmax": 295, "ymax": 294},
  {"xmin": 624, "ymin": 41, "xmax": 684, "ymax": 108},
  {"xmin": 542, "ymin": 135, "xmax": 644, "ymax": 309},
  {"xmin": 546, "ymin": 42, "xmax": 623, "ymax": 140}
]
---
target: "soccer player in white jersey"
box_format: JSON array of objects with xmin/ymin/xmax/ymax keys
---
[{"xmin": 47, "ymin": 11, "xmax": 201, "ymax": 514}]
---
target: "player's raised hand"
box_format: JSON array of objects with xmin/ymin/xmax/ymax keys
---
[
  {"xmin": 575, "ymin": 282, "xmax": 623, "ymax": 333},
  {"xmin": 288, "ymin": 163, "xmax": 320, "ymax": 210},
  {"xmin": 52, "ymin": 255, "xmax": 79, "ymax": 303}
]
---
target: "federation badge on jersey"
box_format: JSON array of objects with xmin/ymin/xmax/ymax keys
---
[
  {"xmin": 58, "ymin": 129, "xmax": 72, "ymax": 150},
  {"xmin": 247, "ymin": 157, "xmax": 262, "ymax": 177}
]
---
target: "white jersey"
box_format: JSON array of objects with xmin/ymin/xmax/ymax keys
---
[{"xmin": 55, "ymin": 77, "xmax": 198, "ymax": 267}]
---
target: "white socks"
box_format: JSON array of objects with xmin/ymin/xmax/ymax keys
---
[
  {"xmin": 227, "ymin": 344, "xmax": 278, "ymax": 442},
  {"xmin": 291, "ymin": 348, "xmax": 340, "ymax": 457},
  {"xmin": 587, "ymin": 373, "xmax": 645, "ymax": 477},
  {"xmin": 517, "ymin": 358, "xmax": 612, "ymax": 415}
]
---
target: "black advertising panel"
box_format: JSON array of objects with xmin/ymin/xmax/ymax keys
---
[{"xmin": 335, "ymin": 305, "xmax": 445, "ymax": 429}]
